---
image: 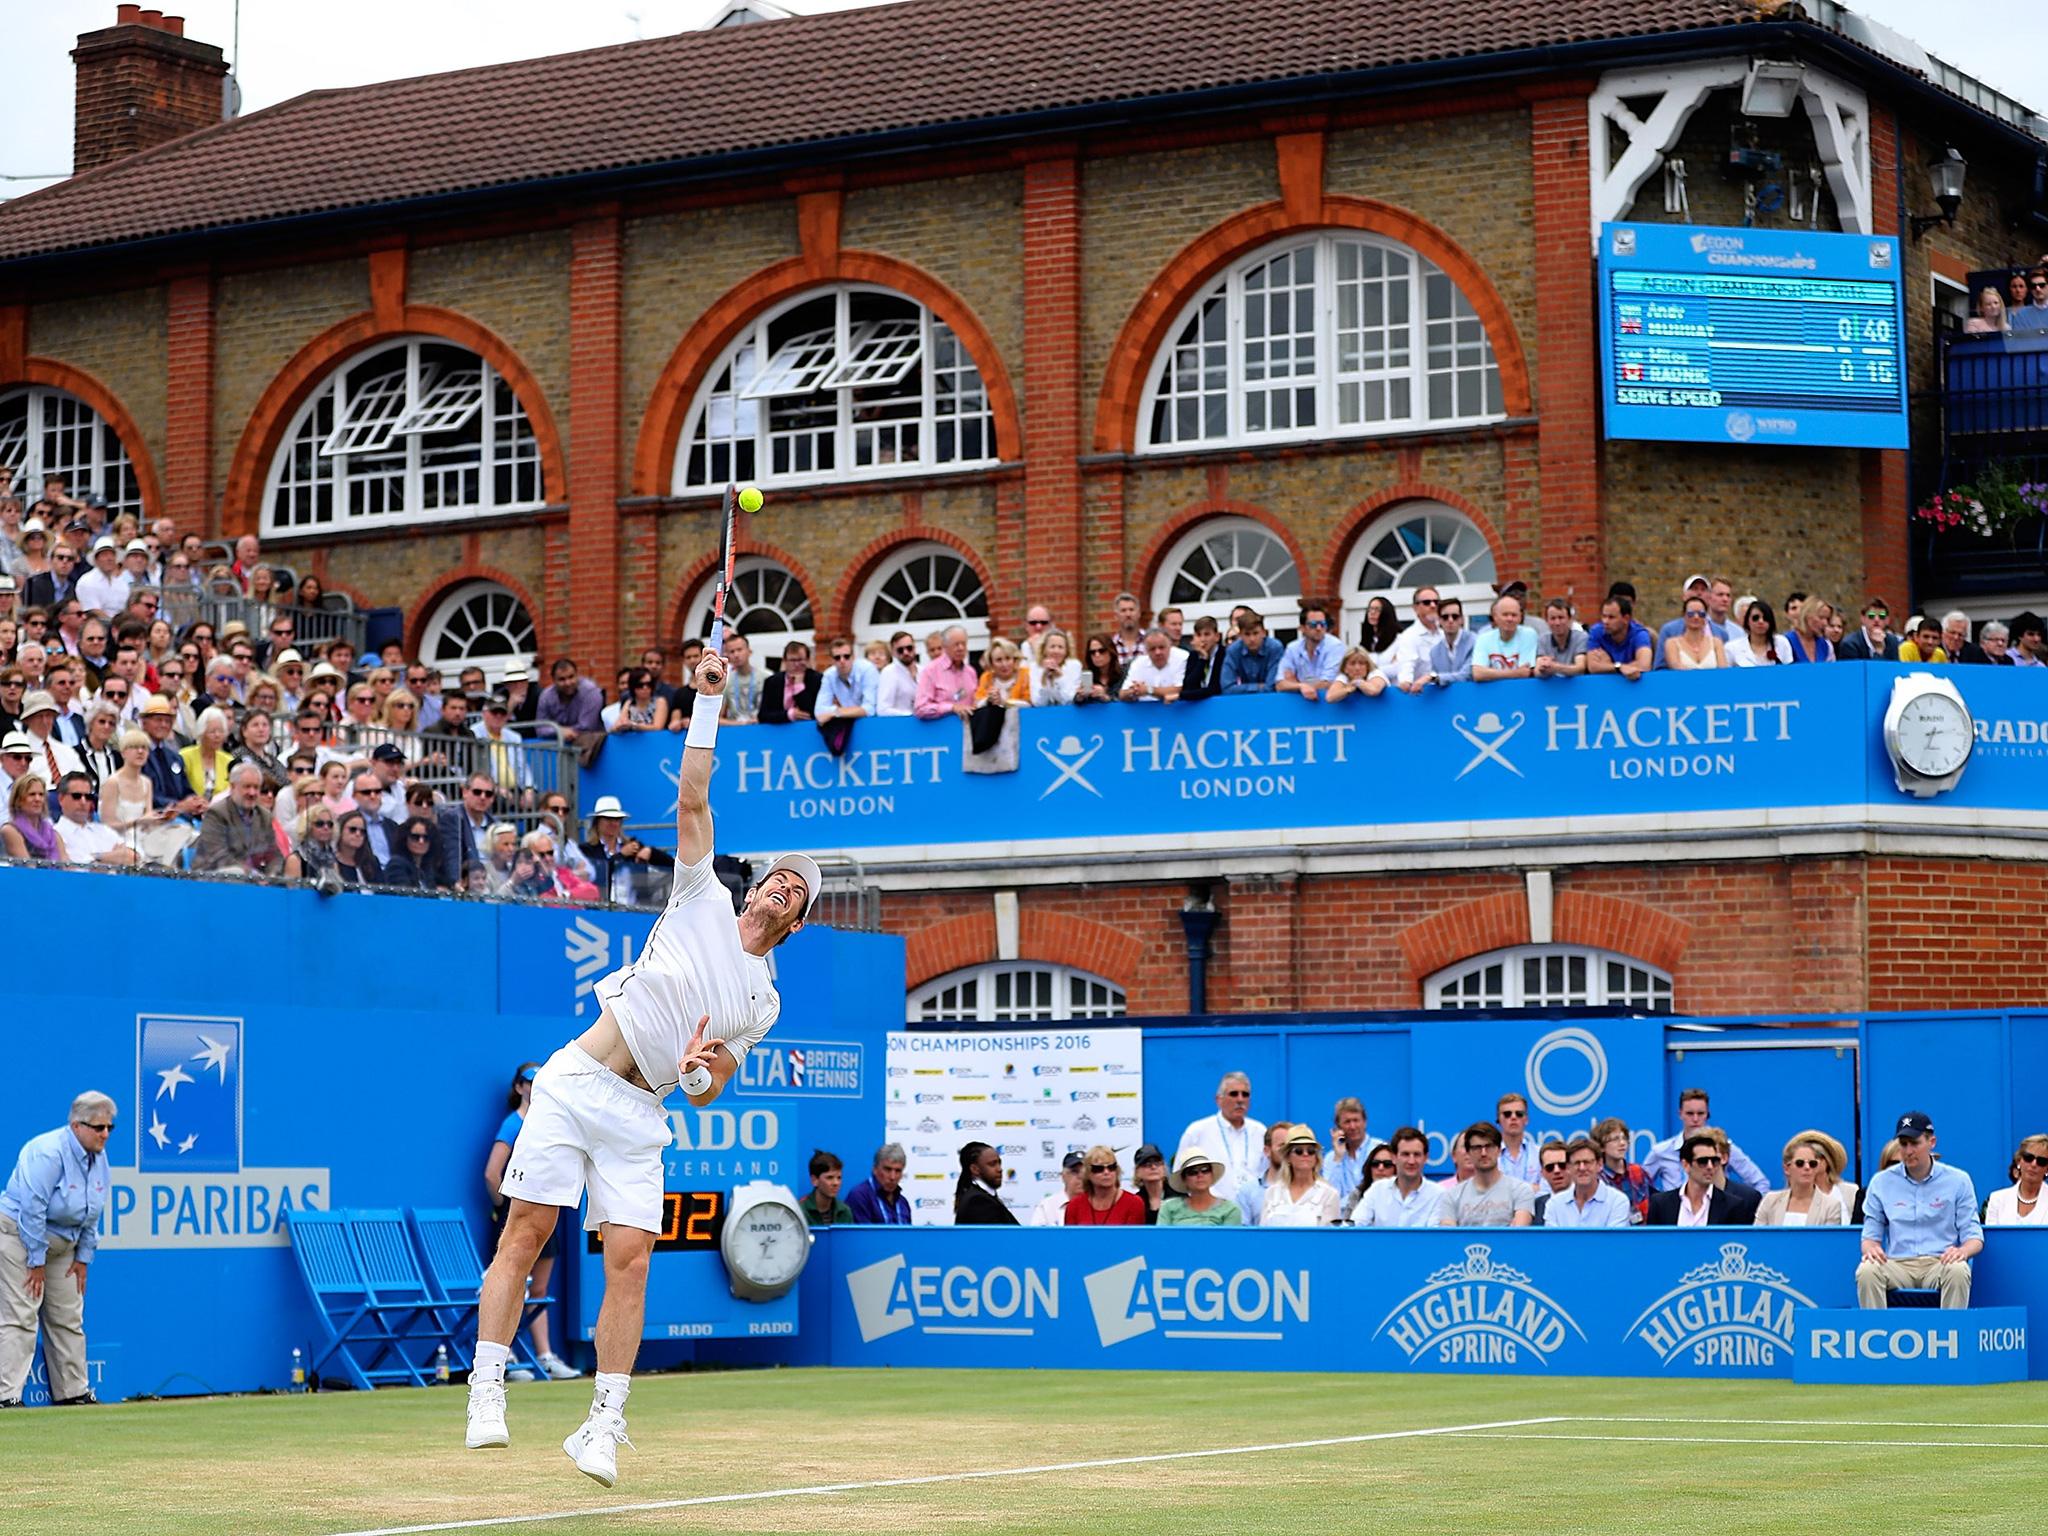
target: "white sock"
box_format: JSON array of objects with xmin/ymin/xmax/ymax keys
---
[
  {"xmin": 592, "ymin": 1371, "xmax": 630, "ymax": 1416},
  {"xmin": 471, "ymin": 1340, "xmax": 510, "ymax": 1387}
]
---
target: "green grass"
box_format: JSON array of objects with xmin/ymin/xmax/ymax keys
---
[{"xmin": 9, "ymin": 1368, "xmax": 2046, "ymax": 1535}]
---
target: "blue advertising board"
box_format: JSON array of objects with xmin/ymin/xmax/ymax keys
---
[
  {"xmin": 579, "ymin": 665, "xmax": 2048, "ymax": 862},
  {"xmin": 1794, "ymin": 1307, "xmax": 2029, "ymax": 1385},
  {"xmin": 1598, "ymin": 221, "xmax": 1907, "ymax": 448},
  {"xmin": 1408, "ymin": 1018, "xmax": 1664, "ymax": 1162}
]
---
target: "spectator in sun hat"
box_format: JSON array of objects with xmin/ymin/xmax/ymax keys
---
[
  {"xmin": 1261, "ymin": 1125, "xmax": 1341, "ymax": 1227},
  {"xmin": 1158, "ymin": 1148, "xmax": 1244, "ymax": 1227},
  {"xmin": 580, "ymin": 793, "xmax": 672, "ymax": 905},
  {"xmin": 16, "ymin": 690, "xmax": 84, "ymax": 786},
  {"xmin": 1856, "ymin": 1110, "xmax": 1982, "ymax": 1308},
  {"xmin": 73, "ymin": 536, "xmax": 128, "ymax": 617}
]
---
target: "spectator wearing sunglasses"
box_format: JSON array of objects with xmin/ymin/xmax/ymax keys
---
[
  {"xmin": 1544, "ymin": 1138, "xmax": 1634, "ymax": 1228},
  {"xmin": 1984, "ymin": 1134, "xmax": 2048, "ymax": 1227},
  {"xmin": 1754, "ymin": 1135, "xmax": 1846, "ymax": 1226},
  {"xmin": 1277, "ymin": 602, "xmax": 1344, "ymax": 700},
  {"xmin": 2009, "ymin": 268, "xmax": 2048, "ymax": 333},
  {"xmin": 1646, "ymin": 1134, "xmax": 1757, "ymax": 1226},
  {"xmin": 1261, "ymin": 1126, "xmax": 1341, "ymax": 1227},
  {"xmin": 1528, "ymin": 1140, "xmax": 1573, "ymax": 1223},
  {"xmin": 1175, "ymin": 1071, "xmax": 1268, "ymax": 1213},
  {"xmin": 1834, "ymin": 597, "xmax": 1901, "ymax": 661},
  {"xmin": 875, "ymin": 630, "xmax": 920, "ymax": 717},
  {"xmin": 1065, "ymin": 1146, "xmax": 1146, "ymax": 1225},
  {"xmin": 51, "ymin": 771, "xmax": 134, "ymax": 866},
  {"xmin": 0, "ymin": 1089, "xmax": 117, "ymax": 1407}
]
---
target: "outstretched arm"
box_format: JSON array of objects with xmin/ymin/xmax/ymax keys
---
[{"xmin": 676, "ymin": 654, "xmax": 727, "ymax": 867}]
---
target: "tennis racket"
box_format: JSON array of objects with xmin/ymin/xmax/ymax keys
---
[{"xmin": 707, "ymin": 482, "xmax": 739, "ymax": 657}]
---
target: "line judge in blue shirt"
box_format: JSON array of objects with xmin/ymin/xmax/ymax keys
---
[
  {"xmin": 1856, "ymin": 1110, "xmax": 1983, "ymax": 1309},
  {"xmin": 0, "ymin": 1090, "xmax": 116, "ymax": 1407}
]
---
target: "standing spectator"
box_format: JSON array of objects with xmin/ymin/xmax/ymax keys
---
[
  {"xmin": 1591, "ymin": 1116, "xmax": 1651, "ymax": 1222},
  {"xmin": 955, "ymin": 1143, "xmax": 1018, "ymax": 1225},
  {"xmin": 1074, "ymin": 634, "xmax": 1123, "ymax": 704},
  {"xmin": 193, "ymin": 762, "xmax": 288, "ymax": 876},
  {"xmin": 1355, "ymin": 1127, "xmax": 1444, "ymax": 1227},
  {"xmin": 759, "ymin": 641, "xmax": 823, "ymax": 725},
  {"xmin": 1754, "ymin": 1135, "xmax": 1846, "ymax": 1226},
  {"xmin": 482, "ymin": 1064, "xmax": 579, "ymax": 1380},
  {"xmin": 1439, "ymin": 1122, "xmax": 1535, "ymax": 1227},
  {"xmin": 1662, "ymin": 594, "xmax": 1727, "ymax": 670},
  {"xmin": 537, "ymin": 658, "xmax": 607, "ymax": 765},
  {"xmin": 1119, "ymin": 628, "xmax": 1186, "ymax": 703},
  {"xmin": 1644, "ymin": 1087, "xmax": 1770, "ymax": 1191},
  {"xmin": 875, "ymin": 631, "xmax": 920, "ymax": 716},
  {"xmin": 1544, "ymin": 1138, "xmax": 1633, "ymax": 1228},
  {"xmin": 1178, "ymin": 617, "xmax": 1226, "ymax": 701},
  {"xmin": 1646, "ymin": 1134, "xmax": 1757, "ymax": 1226},
  {"xmin": 1984, "ymin": 1134, "xmax": 2048, "ymax": 1227},
  {"xmin": 1261, "ymin": 1126, "xmax": 1340, "ymax": 1226},
  {"xmin": 1131, "ymin": 1144, "xmax": 1169, "ymax": 1224},
  {"xmin": 1654, "ymin": 575, "xmax": 1715, "ymax": 661},
  {"xmin": 608, "ymin": 669, "xmax": 669, "ymax": 734},
  {"xmin": 1406, "ymin": 596, "xmax": 1474, "ymax": 689},
  {"xmin": 1020, "ymin": 604, "xmax": 1058, "ymax": 665},
  {"xmin": 800, "ymin": 1150, "xmax": 855, "ymax": 1227},
  {"xmin": 816, "ymin": 637, "xmax": 877, "ymax": 723},
  {"xmin": 1835, "ymin": 598, "xmax": 1901, "ymax": 662},
  {"xmin": 1032, "ymin": 1153, "xmax": 1085, "ymax": 1226},
  {"xmin": 1856, "ymin": 1111, "xmax": 1981, "ymax": 1307},
  {"xmin": 1277, "ymin": 603, "xmax": 1343, "ymax": 700},
  {"xmin": 719, "ymin": 634, "xmax": 763, "ymax": 723},
  {"xmin": 1325, "ymin": 1097, "xmax": 1382, "ymax": 1209},
  {"xmin": 1028, "ymin": 630, "xmax": 1081, "ymax": 707},
  {"xmin": 973, "ymin": 638, "xmax": 1032, "ymax": 716},
  {"xmin": 1323, "ymin": 647, "xmax": 1385, "ymax": 703},
  {"xmin": 0, "ymin": 1090, "xmax": 116, "ymax": 1407},
  {"xmin": 1158, "ymin": 1151, "xmax": 1243, "ymax": 1227},
  {"xmin": 845, "ymin": 1144, "xmax": 913, "ymax": 1225},
  {"xmin": 1727, "ymin": 598, "xmax": 1792, "ymax": 666},
  {"xmin": 913, "ymin": 626, "xmax": 976, "ymax": 720},
  {"xmin": 1534, "ymin": 599, "xmax": 1587, "ymax": 677},
  {"xmin": 1175, "ymin": 1071, "xmax": 1268, "ymax": 1214},
  {"xmin": 1065, "ymin": 1147, "xmax": 1145, "ymax": 1225},
  {"xmin": 1495, "ymin": 1093, "xmax": 1542, "ymax": 1185},
  {"xmin": 1110, "ymin": 592, "xmax": 1145, "ymax": 666},
  {"xmin": 1471, "ymin": 594, "xmax": 1538, "ymax": 682},
  {"xmin": 1386, "ymin": 586, "xmax": 1444, "ymax": 687},
  {"xmin": 1221, "ymin": 613, "xmax": 1284, "ymax": 694}
]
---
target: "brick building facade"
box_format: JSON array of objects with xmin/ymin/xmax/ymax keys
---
[{"xmin": 4, "ymin": 1, "xmax": 2046, "ymax": 1020}]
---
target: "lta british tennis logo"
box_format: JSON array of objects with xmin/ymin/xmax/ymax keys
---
[
  {"xmin": 1373, "ymin": 1245, "xmax": 1585, "ymax": 1367},
  {"xmin": 1625, "ymin": 1243, "xmax": 1815, "ymax": 1369}
]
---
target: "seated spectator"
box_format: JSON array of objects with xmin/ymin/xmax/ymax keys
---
[
  {"xmin": 1755, "ymin": 1134, "xmax": 1846, "ymax": 1226},
  {"xmin": 1545, "ymin": 1137, "xmax": 1633, "ymax": 1227},
  {"xmin": 1857, "ymin": 1110, "xmax": 1981, "ymax": 1308},
  {"xmin": 1437, "ymin": 1128, "xmax": 1474, "ymax": 1188},
  {"xmin": 1066, "ymin": 1145, "xmax": 1146, "ymax": 1225},
  {"xmin": 1027, "ymin": 629, "xmax": 1081, "ymax": 706},
  {"xmin": 608, "ymin": 669, "xmax": 669, "ymax": 733},
  {"xmin": 1529, "ymin": 1140, "xmax": 1572, "ymax": 1221},
  {"xmin": 0, "ymin": 772, "xmax": 58, "ymax": 860},
  {"xmin": 1984, "ymin": 1134, "xmax": 2047, "ymax": 1226},
  {"xmin": 1471, "ymin": 594, "xmax": 1538, "ymax": 682},
  {"xmin": 1220, "ymin": 614, "xmax": 1283, "ymax": 694},
  {"xmin": 580, "ymin": 795, "xmax": 673, "ymax": 905},
  {"xmin": 327, "ymin": 807, "xmax": 380, "ymax": 888},
  {"xmin": 192, "ymin": 761, "xmax": 289, "ymax": 877},
  {"xmin": 1361, "ymin": 595, "xmax": 1402, "ymax": 671},
  {"xmin": 954, "ymin": 1142, "xmax": 1018, "ymax": 1225},
  {"xmin": 800, "ymin": 1149, "xmax": 854, "ymax": 1227},
  {"xmin": 1785, "ymin": 596, "xmax": 1834, "ymax": 663},
  {"xmin": 1032, "ymin": 1152, "xmax": 1085, "ymax": 1225},
  {"xmin": 759, "ymin": 641, "xmax": 823, "ymax": 725},
  {"xmin": 876, "ymin": 631, "xmax": 920, "ymax": 716},
  {"xmin": 1131, "ymin": 1143, "xmax": 1169, "ymax": 1224},
  {"xmin": 845, "ymin": 1143, "xmax": 913, "ymax": 1225},
  {"xmin": 1261, "ymin": 1126, "xmax": 1340, "ymax": 1226},
  {"xmin": 1324, "ymin": 647, "xmax": 1386, "ymax": 702},
  {"xmin": 1355, "ymin": 1127, "xmax": 1443, "ymax": 1226},
  {"xmin": 51, "ymin": 771, "xmax": 134, "ymax": 865},
  {"xmin": 1440, "ymin": 1122, "xmax": 1534, "ymax": 1226},
  {"xmin": 1646, "ymin": 1134, "xmax": 1756, "ymax": 1226},
  {"xmin": 2013, "ymin": 611, "xmax": 2048, "ymax": 666},
  {"xmin": 1179, "ymin": 616, "xmax": 1226, "ymax": 702},
  {"xmin": 1075, "ymin": 633, "xmax": 1123, "ymax": 704},
  {"xmin": 1726, "ymin": 597, "xmax": 1792, "ymax": 666},
  {"xmin": 1897, "ymin": 616, "xmax": 1949, "ymax": 664},
  {"xmin": 287, "ymin": 803, "xmax": 336, "ymax": 883},
  {"xmin": 1404, "ymin": 596, "xmax": 1473, "ymax": 689},
  {"xmin": 1644, "ymin": 1087, "xmax": 1770, "ymax": 1191},
  {"xmin": 1277, "ymin": 603, "xmax": 1343, "ymax": 701},
  {"xmin": 178, "ymin": 705, "xmax": 235, "ymax": 802},
  {"xmin": 77, "ymin": 700, "xmax": 121, "ymax": 786},
  {"xmin": 1662, "ymin": 594, "xmax": 1727, "ymax": 670},
  {"xmin": 1940, "ymin": 610, "xmax": 1980, "ymax": 665},
  {"xmin": 1158, "ymin": 1150, "xmax": 1243, "ymax": 1226},
  {"xmin": 379, "ymin": 815, "xmax": 441, "ymax": 890},
  {"xmin": 1533, "ymin": 599, "xmax": 1587, "ymax": 677},
  {"xmin": 1835, "ymin": 597, "xmax": 1901, "ymax": 661},
  {"xmin": 1591, "ymin": 1116, "xmax": 1651, "ymax": 1222},
  {"xmin": 913, "ymin": 626, "xmax": 976, "ymax": 721},
  {"xmin": 1120, "ymin": 628, "xmax": 1186, "ymax": 703},
  {"xmin": 975, "ymin": 637, "xmax": 1033, "ymax": 707},
  {"xmin": 2012, "ymin": 268, "xmax": 2048, "ymax": 333},
  {"xmin": 18, "ymin": 690, "xmax": 85, "ymax": 783}
]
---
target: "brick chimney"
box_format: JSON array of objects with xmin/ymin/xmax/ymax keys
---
[{"xmin": 71, "ymin": 8, "xmax": 228, "ymax": 176}]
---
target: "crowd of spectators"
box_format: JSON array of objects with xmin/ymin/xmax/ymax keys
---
[{"xmin": 1965, "ymin": 261, "xmax": 2048, "ymax": 334}]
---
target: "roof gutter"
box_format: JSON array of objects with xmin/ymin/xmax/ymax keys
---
[{"xmin": 2, "ymin": 17, "xmax": 2037, "ymax": 282}]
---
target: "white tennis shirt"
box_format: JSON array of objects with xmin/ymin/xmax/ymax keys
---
[{"xmin": 594, "ymin": 853, "xmax": 781, "ymax": 1098}]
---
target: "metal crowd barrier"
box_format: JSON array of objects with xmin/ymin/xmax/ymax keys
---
[
  {"xmin": 150, "ymin": 584, "xmax": 368, "ymax": 657},
  {"xmin": 337, "ymin": 722, "xmax": 578, "ymax": 841}
]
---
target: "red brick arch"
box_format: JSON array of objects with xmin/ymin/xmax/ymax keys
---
[
  {"xmin": 1133, "ymin": 501, "xmax": 1318, "ymax": 613},
  {"xmin": 1320, "ymin": 484, "xmax": 1508, "ymax": 599},
  {"xmin": 404, "ymin": 564, "xmax": 547, "ymax": 665},
  {"xmin": 630, "ymin": 253, "xmax": 1024, "ymax": 498},
  {"xmin": 668, "ymin": 537, "xmax": 827, "ymax": 649},
  {"xmin": 218, "ymin": 306, "xmax": 568, "ymax": 540},
  {"xmin": 1395, "ymin": 890, "xmax": 1693, "ymax": 984},
  {"xmin": 1092, "ymin": 196, "xmax": 1534, "ymax": 454},
  {"xmin": 903, "ymin": 909, "xmax": 1142, "ymax": 991},
  {"xmin": 825, "ymin": 526, "xmax": 998, "ymax": 643},
  {"xmin": 1553, "ymin": 891, "xmax": 1693, "ymax": 976},
  {"xmin": 6, "ymin": 358, "xmax": 166, "ymax": 521}
]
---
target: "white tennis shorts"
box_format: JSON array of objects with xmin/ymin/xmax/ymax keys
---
[{"xmin": 501, "ymin": 1044, "xmax": 673, "ymax": 1233}]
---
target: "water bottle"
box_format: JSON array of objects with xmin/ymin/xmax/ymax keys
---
[
  {"xmin": 435, "ymin": 1344, "xmax": 450, "ymax": 1384},
  {"xmin": 290, "ymin": 1347, "xmax": 305, "ymax": 1393}
]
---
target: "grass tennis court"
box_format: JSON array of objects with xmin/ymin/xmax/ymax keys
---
[{"xmin": 16, "ymin": 1368, "xmax": 2045, "ymax": 1535}]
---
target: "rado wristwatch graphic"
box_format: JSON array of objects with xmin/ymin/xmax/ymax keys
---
[
  {"xmin": 720, "ymin": 1180, "xmax": 813, "ymax": 1301},
  {"xmin": 1881, "ymin": 673, "xmax": 1975, "ymax": 798}
]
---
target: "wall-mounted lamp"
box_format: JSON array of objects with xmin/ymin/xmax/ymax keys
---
[{"xmin": 1909, "ymin": 147, "xmax": 1968, "ymax": 241}]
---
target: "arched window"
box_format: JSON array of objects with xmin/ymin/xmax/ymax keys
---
[
  {"xmin": 264, "ymin": 337, "xmax": 543, "ymax": 536},
  {"xmin": 1425, "ymin": 945, "xmax": 1673, "ymax": 1013},
  {"xmin": 678, "ymin": 286, "xmax": 996, "ymax": 491},
  {"xmin": 854, "ymin": 541, "xmax": 988, "ymax": 645},
  {"xmin": 683, "ymin": 556, "xmax": 814, "ymax": 659},
  {"xmin": 1142, "ymin": 232, "xmax": 1504, "ymax": 451},
  {"xmin": 1338, "ymin": 502, "xmax": 1498, "ymax": 639},
  {"xmin": 0, "ymin": 385, "xmax": 142, "ymax": 517},
  {"xmin": 908, "ymin": 963, "xmax": 1127, "ymax": 1024},
  {"xmin": 1150, "ymin": 516, "xmax": 1300, "ymax": 634},
  {"xmin": 419, "ymin": 581, "xmax": 537, "ymax": 686}
]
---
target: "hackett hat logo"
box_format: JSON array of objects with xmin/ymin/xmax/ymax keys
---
[
  {"xmin": 1036, "ymin": 733, "xmax": 1104, "ymax": 798},
  {"xmin": 1452, "ymin": 711, "xmax": 1526, "ymax": 780}
]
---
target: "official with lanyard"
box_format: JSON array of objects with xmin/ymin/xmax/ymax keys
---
[{"xmin": 1174, "ymin": 1071, "xmax": 1269, "ymax": 1224}]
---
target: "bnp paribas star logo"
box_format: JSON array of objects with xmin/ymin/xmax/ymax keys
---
[
  {"xmin": 1625, "ymin": 1243, "xmax": 1815, "ymax": 1370},
  {"xmin": 139, "ymin": 1016, "xmax": 241, "ymax": 1174},
  {"xmin": 1373, "ymin": 1244, "xmax": 1584, "ymax": 1368}
]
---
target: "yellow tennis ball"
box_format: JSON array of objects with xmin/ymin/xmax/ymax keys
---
[{"xmin": 737, "ymin": 484, "xmax": 764, "ymax": 513}]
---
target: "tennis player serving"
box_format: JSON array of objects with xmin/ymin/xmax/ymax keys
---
[{"xmin": 464, "ymin": 646, "xmax": 818, "ymax": 1486}]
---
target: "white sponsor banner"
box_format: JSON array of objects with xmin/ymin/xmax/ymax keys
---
[{"xmin": 885, "ymin": 1028, "xmax": 1145, "ymax": 1226}]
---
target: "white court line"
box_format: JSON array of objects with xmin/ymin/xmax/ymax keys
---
[
  {"xmin": 1569, "ymin": 1416, "xmax": 2048, "ymax": 1430},
  {"xmin": 326, "ymin": 1416, "xmax": 1565, "ymax": 1536},
  {"xmin": 1450, "ymin": 1432, "xmax": 2047, "ymax": 1452}
]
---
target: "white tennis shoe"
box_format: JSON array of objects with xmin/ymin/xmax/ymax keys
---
[
  {"xmin": 464, "ymin": 1382, "xmax": 508, "ymax": 1449},
  {"xmin": 535, "ymin": 1351, "xmax": 582, "ymax": 1381},
  {"xmin": 563, "ymin": 1408, "xmax": 633, "ymax": 1486}
]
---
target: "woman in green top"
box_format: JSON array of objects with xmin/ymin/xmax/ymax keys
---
[
  {"xmin": 801, "ymin": 1148, "xmax": 855, "ymax": 1227},
  {"xmin": 1158, "ymin": 1149, "xmax": 1243, "ymax": 1226}
]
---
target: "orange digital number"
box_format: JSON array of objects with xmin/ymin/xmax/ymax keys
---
[
  {"xmin": 684, "ymin": 1191, "xmax": 721, "ymax": 1244},
  {"xmin": 660, "ymin": 1190, "xmax": 685, "ymax": 1244}
]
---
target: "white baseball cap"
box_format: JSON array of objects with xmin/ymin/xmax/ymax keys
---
[
  {"xmin": 589, "ymin": 795, "xmax": 629, "ymax": 820},
  {"xmin": 762, "ymin": 852, "xmax": 822, "ymax": 918},
  {"xmin": 1681, "ymin": 572, "xmax": 1710, "ymax": 593}
]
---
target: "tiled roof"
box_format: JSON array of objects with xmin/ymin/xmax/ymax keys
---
[{"xmin": 0, "ymin": 0, "xmax": 1766, "ymax": 263}]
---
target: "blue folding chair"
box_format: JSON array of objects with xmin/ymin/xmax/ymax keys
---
[
  {"xmin": 286, "ymin": 1208, "xmax": 426, "ymax": 1390},
  {"xmin": 410, "ymin": 1207, "xmax": 554, "ymax": 1375},
  {"xmin": 349, "ymin": 1208, "xmax": 464, "ymax": 1379}
]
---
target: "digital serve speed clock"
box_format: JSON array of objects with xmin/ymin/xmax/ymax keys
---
[{"xmin": 584, "ymin": 1190, "xmax": 726, "ymax": 1254}]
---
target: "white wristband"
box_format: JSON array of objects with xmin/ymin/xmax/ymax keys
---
[
  {"xmin": 680, "ymin": 1064, "xmax": 713, "ymax": 1096},
  {"xmin": 686, "ymin": 690, "xmax": 720, "ymax": 750}
]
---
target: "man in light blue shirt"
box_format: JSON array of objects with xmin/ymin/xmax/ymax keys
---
[
  {"xmin": 816, "ymin": 636, "xmax": 878, "ymax": 719},
  {"xmin": 1277, "ymin": 603, "xmax": 1344, "ymax": 700},
  {"xmin": 1546, "ymin": 1138, "xmax": 1634, "ymax": 1227},
  {"xmin": 1324, "ymin": 1097, "xmax": 1387, "ymax": 1210},
  {"xmin": 1643, "ymin": 1087, "xmax": 1772, "ymax": 1192},
  {"xmin": 1220, "ymin": 616, "xmax": 1284, "ymax": 693},
  {"xmin": 1353, "ymin": 1129, "xmax": 1445, "ymax": 1226},
  {"xmin": 1856, "ymin": 1110, "xmax": 1983, "ymax": 1308},
  {"xmin": 0, "ymin": 1091, "xmax": 115, "ymax": 1406}
]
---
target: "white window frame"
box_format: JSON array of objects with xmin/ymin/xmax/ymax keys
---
[
  {"xmin": 0, "ymin": 384, "xmax": 143, "ymax": 518},
  {"xmin": 263, "ymin": 336, "xmax": 544, "ymax": 539},
  {"xmin": 853, "ymin": 540, "xmax": 989, "ymax": 647},
  {"xmin": 683, "ymin": 555, "xmax": 815, "ymax": 661},
  {"xmin": 1149, "ymin": 515, "xmax": 1301, "ymax": 635},
  {"xmin": 1338, "ymin": 501, "xmax": 1499, "ymax": 639},
  {"xmin": 1140, "ymin": 231, "xmax": 1505, "ymax": 452},
  {"xmin": 908, "ymin": 963, "xmax": 1127, "ymax": 1025},
  {"xmin": 1424, "ymin": 944, "xmax": 1674, "ymax": 1014},
  {"xmin": 677, "ymin": 285, "xmax": 997, "ymax": 493},
  {"xmin": 418, "ymin": 580, "xmax": 538, "ymax": 688}
]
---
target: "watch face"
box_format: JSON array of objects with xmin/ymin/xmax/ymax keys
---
[
  {"xmin": 728, "ymin": 1202, "xmax": 807, "ymax": 1288},
  {"xmin": 1896, "ymin": 693, "xmax": 1972, "ymax": 777}
]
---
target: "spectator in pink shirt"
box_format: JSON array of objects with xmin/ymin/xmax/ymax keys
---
[{"xmin": 914, "ymin": 625, "xmax": 977, "ymax": 720}]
